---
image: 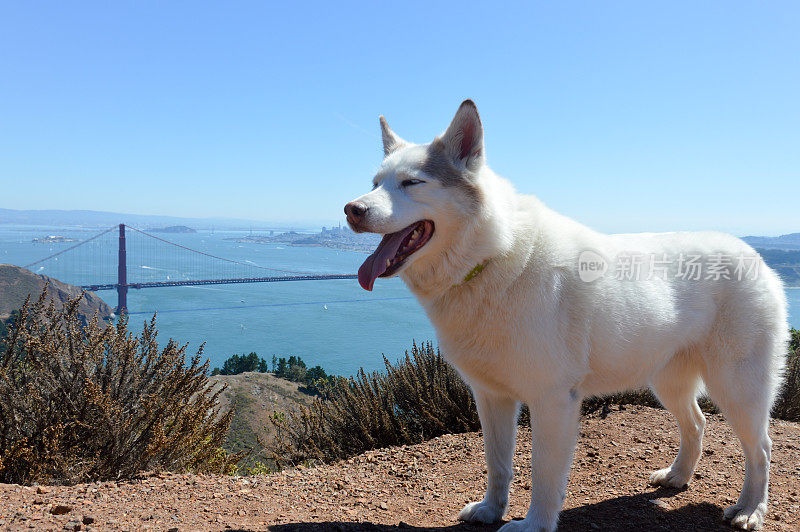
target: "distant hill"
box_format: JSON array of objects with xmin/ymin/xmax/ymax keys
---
[
  {"xmin": 739, "ymin": 233, "xmax": 800, "ymax": 286},
  {"xmin": 151, "ymin": 225, "xmax": 197, "ymax": 234},
  {"xmin": 757, "ymin": 248, "xmax": 800, "ymax": 287},
  {"xmin": 0, "ymin": 207, "xmax": 307, "ymax": 232},
  {"xmin": 743, "ymin": 232, "xmax": 800, "ymax": 250},
  {"xmin": 0, "ymin": 264, "xmax": 113, "ymax": 320}
]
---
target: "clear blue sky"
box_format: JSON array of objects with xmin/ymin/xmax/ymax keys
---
[{"xmin": 1, "ymin": 1, "xmax": 798, "ymax": 234}]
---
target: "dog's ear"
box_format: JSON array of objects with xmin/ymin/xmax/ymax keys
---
[
  {"xmin": 380, "ymin": 116, "xmax": 406, "ymax": 156},
  {"xmin": 439, "ymin": 99, "xmax": 484, "ymax": 171}
]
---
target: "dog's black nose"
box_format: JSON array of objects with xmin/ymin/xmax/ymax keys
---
[{"xmin": 344, "ymin": 201, "xmax": 368, "ymax": 225}]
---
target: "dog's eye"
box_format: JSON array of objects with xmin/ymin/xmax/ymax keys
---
[{"xmin": 401, "ymin": 179, "xmax": 425, "ymax": 188}]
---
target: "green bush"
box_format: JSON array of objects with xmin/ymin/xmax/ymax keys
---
[{"xmin": 0, "ymin": 290, "xmax": 240, "ymax": 485}]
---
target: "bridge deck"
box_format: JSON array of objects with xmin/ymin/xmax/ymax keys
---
[{"xmin": 83, "ymin": 274, "xmax": 358, "ymax": 291}]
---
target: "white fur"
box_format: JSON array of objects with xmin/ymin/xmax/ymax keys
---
[{"xmin": 348, "ymin": 101, "xmax": 788, "ymax": 531}]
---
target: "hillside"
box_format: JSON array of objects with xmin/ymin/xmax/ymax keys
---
[
  {"xmin": 744, "ymin": 233, "xmax": 800, "ymax": 251},
  {"xmin": 1, "ymin": 406, "xmax": 797, "ymax": 531},
  {"xmin": 210, "ymin": 372, "xmax": 315, "ymax": 469},
  {"xmin": 757, "ymin": 249, "xmax": 800, "ymax": 287},
  {"xmin": 0, "ymin": 264, "xmax": 113, "ymax": 320}
]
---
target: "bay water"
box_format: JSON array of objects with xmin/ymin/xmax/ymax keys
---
[{"xmin": 1, "ymin": 225, "xmax": 798, "ymax": 377}]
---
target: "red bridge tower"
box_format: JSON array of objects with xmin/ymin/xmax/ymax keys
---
[{"xmin": 117, "ymin": 224, "xmax": 127, "ymax": 314}]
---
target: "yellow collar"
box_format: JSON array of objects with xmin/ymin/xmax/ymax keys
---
[{"xmin": 461, "ymin": 260, "xmax": 489, "ymax": 285}]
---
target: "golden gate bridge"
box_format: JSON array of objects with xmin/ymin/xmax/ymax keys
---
[{"xmin": 24, "ymin": 224, "xmax": 357, "ymax": 313}]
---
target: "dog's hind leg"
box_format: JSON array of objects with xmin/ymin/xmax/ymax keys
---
[
  {"xmin": 701, "ymin": 334, "xmax": 782, "ymax": 531},
  {"xmin": 459, "ymin": 388, "xmax": 519, "ymax": 524},
  {"xmin": 648, "ymin": 350, "xmax": 706, "ymax": 488}
]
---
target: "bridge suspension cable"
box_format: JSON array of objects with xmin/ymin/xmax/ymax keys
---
[
  {"xmin": 23, "ymin": 226, "xmax": 117, "ymax": 269},
  {"xmin": 24, "ymin": 223, "xmax": 360, "ymax": 314},
  {"xmin": 125, "ymin": 226, "xmax": 315, "ymax": 275}
]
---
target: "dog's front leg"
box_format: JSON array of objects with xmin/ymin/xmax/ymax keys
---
[
  {"xmin": 499, "ymin": 390, "xmax": 581, "ymax": 532},
  {"xmin": 459, "ymin": 388, "xmax": 519, "ymax": 524}
]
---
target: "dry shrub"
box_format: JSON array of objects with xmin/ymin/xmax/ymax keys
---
[
  {"xmin": 0, "ymin": 290, "xmax": 239, "ymax": 485},
  {"xmin": 271, "ymin": 332, "xmax": 800, "ymax": 468},
  {"xmin": 269, "ymin": 341, "xmax": 479, "ymax": 467},
  {"xmin": 773, "ymin": 328, "xmax": 800, "ymax": 421}
]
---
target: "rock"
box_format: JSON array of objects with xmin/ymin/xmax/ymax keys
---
[
  {"xmin": 63, "ymin": 518, "xmax": 82, "ymax": 531},
  {"xmin": 649, "ymin": 499, "xmax": 670, "ymax": 510},
  {"xmin": 82, "ymin": 515, "xmax": 95, "ymax": 525},
  {"xmin": 51, "ymin": 504, "xmax": 73, "ymax": 515},
  {"xmin": 36, "ymin": 486, "xmax": 50, "ymax": 494}
]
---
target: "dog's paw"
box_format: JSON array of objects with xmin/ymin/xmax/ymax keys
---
[
  {"xmin": 724, "ymin": 502, "xmax": 767, "ymax": 530},
  {"xmin": 648, "ymin": 466, "xmax": 691, "ymax": 488},
  {"xmin": 459, "ymin": 500, "xmax": 505, "ymax": 523},
  {"xmin": 497, "ymin": 517, "xmax": 557, "ymax": 532}
]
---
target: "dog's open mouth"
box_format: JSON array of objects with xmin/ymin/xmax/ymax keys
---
[{"xmin": 358, "ymin": 220, "xmax": 434, "ymax": 291}]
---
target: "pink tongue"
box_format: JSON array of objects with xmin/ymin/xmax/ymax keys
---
[{"xmin": 358, "ymin": 225, "xmax": 416, "ymax": 291}]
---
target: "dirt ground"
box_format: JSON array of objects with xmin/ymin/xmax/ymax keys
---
[{"xmin": 0, "ymin": 405, "xmax": 798, "ymax": 531}]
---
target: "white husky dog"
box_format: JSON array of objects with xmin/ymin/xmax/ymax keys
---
[{"xmin": 344, "ymin": 100, "xmax": 788, "ymax": 531}]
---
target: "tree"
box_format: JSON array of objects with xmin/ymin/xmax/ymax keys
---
[
  {"xmin": 287, "ymin": 355, "xmax": 306, "ymax": 369},
  {"xmin": 287, "ymin": 364, "xmax": 307, "ymax": 383},
  {"xmin": 215, "ymin": 352, "xmax": 273, "ymax": 376},
  {"xmin": 276, "ymin": 357, "xmax": 287, "ymax": 376},
  {"xmin": 306, "ymin": 365, "xmax": 327, "ymax": 381}
]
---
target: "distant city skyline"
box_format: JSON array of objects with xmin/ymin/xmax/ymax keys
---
[{"xmin": 1, "ymin": 2, "xmax": 798, "ymax": 235}]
